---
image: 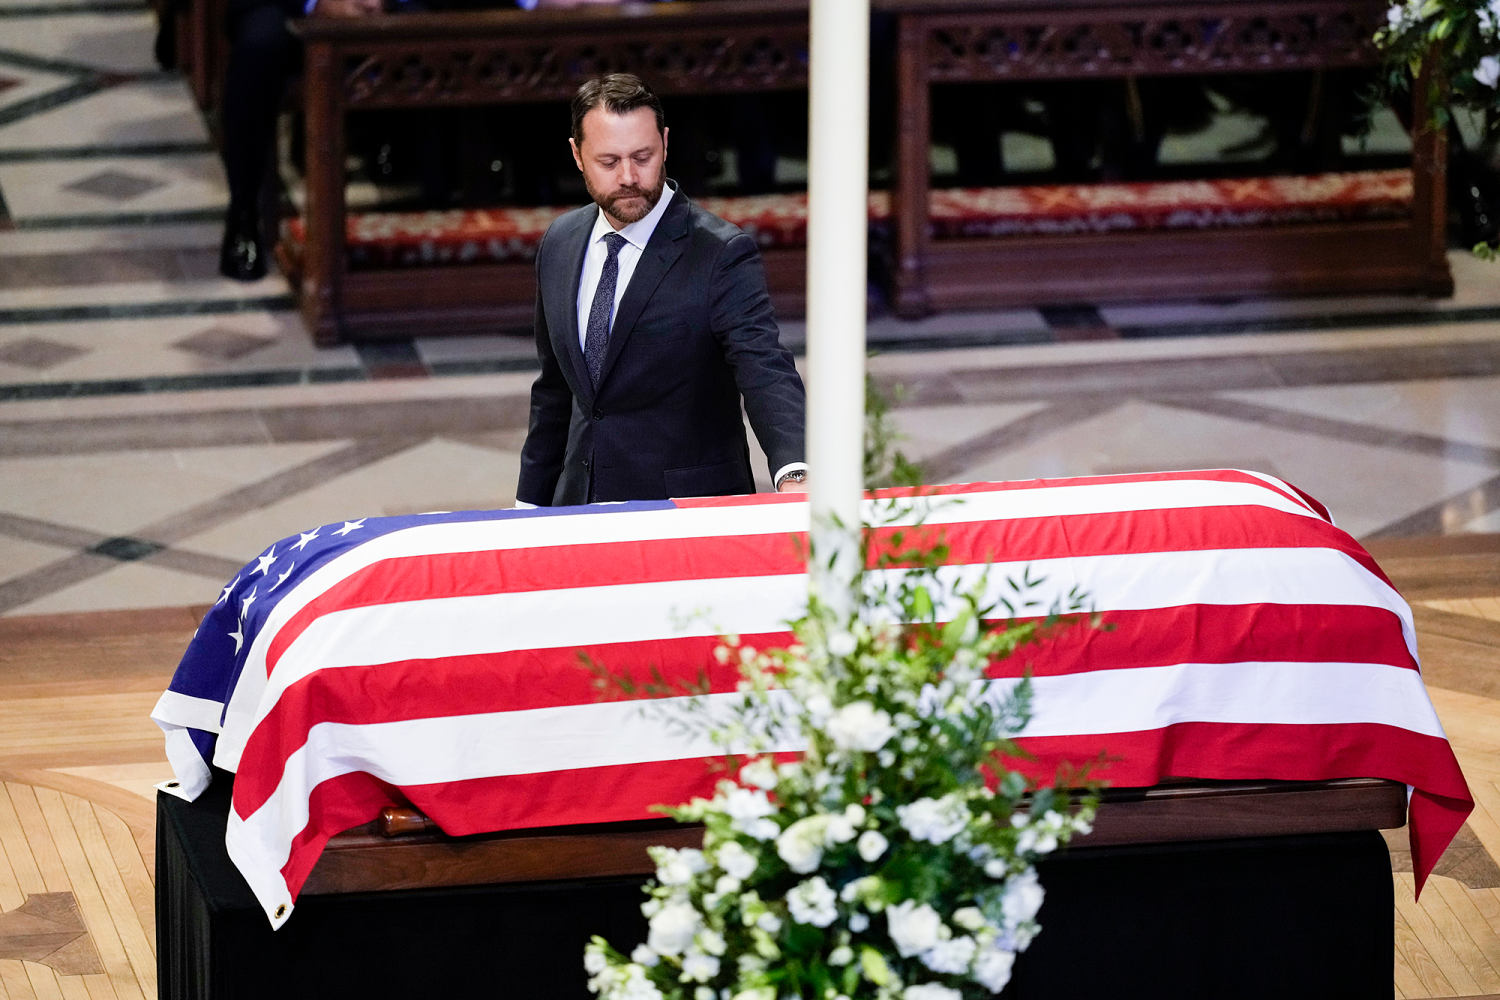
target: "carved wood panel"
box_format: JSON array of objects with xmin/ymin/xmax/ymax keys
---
[
  {"xmin": 920, "ymin": 4, "xmax": 1383, "ymax": 81},
  {"xmin": 339, "ymin": 30, "xmax": 810, "ymax": 108}
]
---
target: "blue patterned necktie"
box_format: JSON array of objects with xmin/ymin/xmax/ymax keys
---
[{"xmin": 584, "ymin": 232, "xmax": 627, "ymax": 388}]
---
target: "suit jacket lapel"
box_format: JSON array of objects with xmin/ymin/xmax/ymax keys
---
[
  {"xmin": 598, "ymin": 190, "xmax": 687, "ymax": 386},
  {"xmin": 549, "ymin": 210, "xmax": 595, "ymax": 400}
]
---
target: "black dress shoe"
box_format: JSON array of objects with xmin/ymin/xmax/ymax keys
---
[{"xmin": 219, "ymin": 212, "xmax": 267, "ymax": 281}]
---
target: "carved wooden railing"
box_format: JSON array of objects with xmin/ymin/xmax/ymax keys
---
[{"xmin": 885, "ymin": 0, "xmax": 1451, "ymax": 316}]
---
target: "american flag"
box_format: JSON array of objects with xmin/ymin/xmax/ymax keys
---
[{"xmin": 152, "ymin": 469, "xmax": 1473, "ymax": 929}]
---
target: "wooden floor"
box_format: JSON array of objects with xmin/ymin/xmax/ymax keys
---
[{"xmin": 0, "ymin": 540, "xmax": 1495, "ymax": 999}]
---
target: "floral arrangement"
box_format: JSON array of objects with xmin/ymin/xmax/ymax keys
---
[
  {"xmin": 1376, "ymin": 0, "xmax": 1500, "ymax": 257},
  {"xmin": 1377, "ymin": 0, "xmax": 1500, "ymax": 123},
  {"xmin": 583, "ymin": 496, "xmax": 1098, "ymax": 1000}
]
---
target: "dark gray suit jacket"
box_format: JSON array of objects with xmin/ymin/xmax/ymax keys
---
[{"xmin": 517, "ymin": 185, "xmax": 806, "ymax": 506}]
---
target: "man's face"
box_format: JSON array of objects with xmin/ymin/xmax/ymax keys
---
[{"xmin": 571, "ymin": 106, "xmax": 668, "ymax": 229}]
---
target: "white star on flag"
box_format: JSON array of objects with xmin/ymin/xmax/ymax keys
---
[
  {"xmin": 228, "ymin": 627, "xmax": 243, "ymax": 654},
  {"xmin": 216, "ymin": 576, "xmax": 240, "ymax": 606},
  {"xmin": 292, "ymin": 530, "xmax": 320, "ymax": 551},
  {"xmin": 270, "ymin": 564, "xmax": 295, "ymax": 591},
  {"xmin": 334, "ymin": 519, "xmax": 366, "ymax": 537},
  {"xmin": 254, "ymin": 546, "xmax": 277, "ymax": 576},
  {"xmin": 240, "ymin": 587, "xmax": 257, "ymax": 621}
]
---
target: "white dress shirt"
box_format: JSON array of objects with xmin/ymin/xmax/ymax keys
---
[{"xmin": 575, "ymin": 183, "xmax": 676, "ymax": 351}]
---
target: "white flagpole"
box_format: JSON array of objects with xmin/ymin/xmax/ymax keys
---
[{"xmin": 806, "ymin": 0, "xmax": 870, "ymax": 612}]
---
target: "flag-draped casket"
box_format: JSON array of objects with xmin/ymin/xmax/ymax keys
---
[{"xmin": 151, "ymin": 470, "xmax": 1474, "ymax": 928}]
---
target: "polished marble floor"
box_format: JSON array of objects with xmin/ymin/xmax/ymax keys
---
[{"xmin": 2, "ymin": 1, "xmax": 1500, "ymax": 996}]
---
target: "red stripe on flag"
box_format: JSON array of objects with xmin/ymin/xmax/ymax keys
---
[
  {"xmin": 1014, "ymin": 719, "xmax": 1471, "ymax": 892},
  {"xmin": 871, "ymin": 506, "xmax": 1385, "ymax": 581},
  {"xmin": 1004, "ymin": 603, "xmax": 1417, "ymax": 678}
]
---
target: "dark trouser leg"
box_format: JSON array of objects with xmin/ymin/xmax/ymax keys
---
[{"xmin": 219, "ymin": 2, "xmax": 296, "ymax": 279}]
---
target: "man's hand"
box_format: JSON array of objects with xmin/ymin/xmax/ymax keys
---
[
  {"xmin": 776, "ymin": 476, "xmax": 808, "ymax": 494},
  {"xmin": 311, "ymin": 0, "xmax": 381, "ymax": 18}
]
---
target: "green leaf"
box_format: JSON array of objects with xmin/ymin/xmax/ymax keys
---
[
  {"xmin": 912, "ymin": 585, "xmax": 934, "ymax": 620},
  {"xmin": 859, "ymin": 946, "xmax": 893, "ymax": 986}
]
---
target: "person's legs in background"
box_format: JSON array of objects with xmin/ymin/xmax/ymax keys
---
[{"xmin": 219, "ymin": 0, "xmax": 297, "ymax": 279}]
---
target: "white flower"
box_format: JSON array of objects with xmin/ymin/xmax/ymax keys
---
[
  {"xmin": 825, "ymin": 700, "xmax": 897, "ymax": 752},
  {"xmin": 1000, "ymin": 868, "xmax": 1045, "ymax": 928},
  {"xmin": 630, "ymin": 944, "xmax": 658, "ymax": 967},
  {"xmin": 755, "ymin": 910, "xmax": 782, "ymax": 933},
  {"xmin": 585, "ymin": 946, "xmax": 608, "ymax": 975},
  {"xmin": 827, "ymin": 630, "xmax": 858, "ymax": 657},
  {"xmin": 972, "ymin": 946, "xmax": 1017, "ymax": 992},
  {"xmin": 602, "ymin": 965, "xmax": 666, "ymax": 1000},
  {"xmin": 844, "ymin": 803, "xmax": 867, "ymax": 826},
  {"xmin": 694, "ymin": 989, "xmax": 714, "ymax": 1000},
  {"xmin": 715, "ymin": 840, "xmax": 758, "ymax": 881},
  {"xmin": 829, "ymin": 944, "xmax": 854, "ymax": 966},
  {"xmin": 647, "ymin": 900, "xmax": 702, "ymax": 957},
  {"xmin": 897, "ymin": 794, "xmax": 970, "ymax": 845},
  {"xmin": 922, "ymin": 936, "xmax": 977, "ymax": 974},
  {"xmin": 776, "ymin": 816, "xmax": 826, "ymax": 873},
  {"xmin": 739, "ymin": 757, "xmax": 778, "ymax": 789},
  {"xmin": 886, "ymin": 900, "xmax": 944, "ymax": 957},
  {"xmin": 857, "ymin": 830, "xmax": 889, "ymax": 862},
  {"xmin": 804, "ymin": 692, "xmax": 833, "ymax": 725},
  {"xmin": 904, "ymin": 984, "xmax": 962, "ymax": 1000},
  {"xmin": 681, "ymin": 951, "xmax": 721, "ymax": 982},
  {"xmin": 824, "ymin": 813, "xmax": 857, "ymax": 845},
  {"xmin": 786, "ymin": 875, "xmax": 839, "ymax": 927},
  {"xmin": 1475, "ymin": 55, "xmax": 1500, "ymax": 88},
  {"xmin": 952, "ymin": 907, "xmax": 987, "ymax": 933},
  {"xmin": 983, "ymin": 858, "xmax": 1008, "ymax": 879},
  {"xmin": 1385, "ymin": 3, "xmax": 1404, "ymax": 29},
  {"xmin": 849, "ymin": 912, "xmax": 870, "ymax": 933},
  {"xmin": 698, "ymin": 928, "xmax": 726, "ymax": 956},
  {"xmin": 655, "ymin": 847, "xmax": 707, "ymax": 886},
  {"xmin": 1484, "ymin": 0, "xmax": 1500, "ymax": 35},
  {"xmin": 721, "ymin": 785, "xmax": 779, "ymax": 840}
]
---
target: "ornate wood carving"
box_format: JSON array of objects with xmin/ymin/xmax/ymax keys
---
[
  {"xmin": 921, "ymin": 3, "xmax": 1383, "ymax": 81},
  {"xmin": 336, "ymin": 29, "xmax": 810, "ymax": 109}
]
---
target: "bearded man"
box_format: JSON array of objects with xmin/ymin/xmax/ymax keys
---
[{"xmin": 516, "ymin": 73, "xmax": 808, "ymax": 507}]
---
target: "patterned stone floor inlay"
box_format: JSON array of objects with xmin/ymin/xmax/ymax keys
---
[
  {"xmin": 61, "ymin": 167, "xmax": 162, "ymax": 202},
  {"xmin": 172, "ymin": 324, "xmax": 277, "ymax": 361},
  {"xmin": 0, "ymin": 334, "xmax": 83, "ymax": 368}
]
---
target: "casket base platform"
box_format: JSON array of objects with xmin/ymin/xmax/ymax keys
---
[{"xmin": 156, "ymin": 775, "xmax": 1403, "ymax": 999}]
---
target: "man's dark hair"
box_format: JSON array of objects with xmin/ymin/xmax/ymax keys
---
[{"xmin": 571, "ymin": 73, "xmax": 666, "ymax": 146}]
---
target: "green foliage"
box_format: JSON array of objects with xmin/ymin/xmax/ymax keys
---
[
  {"xmin": 864, "ymin": 373, "xmax": 925, "ymax": 491},
  {"xmin": 1375, "ymin": 0, "xmax": 1500, "ymax": 134}
]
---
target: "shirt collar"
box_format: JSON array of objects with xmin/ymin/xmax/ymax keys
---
[{"xmin": 589, "ymin": 180, "xmax": 676, "ymax": 251}]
